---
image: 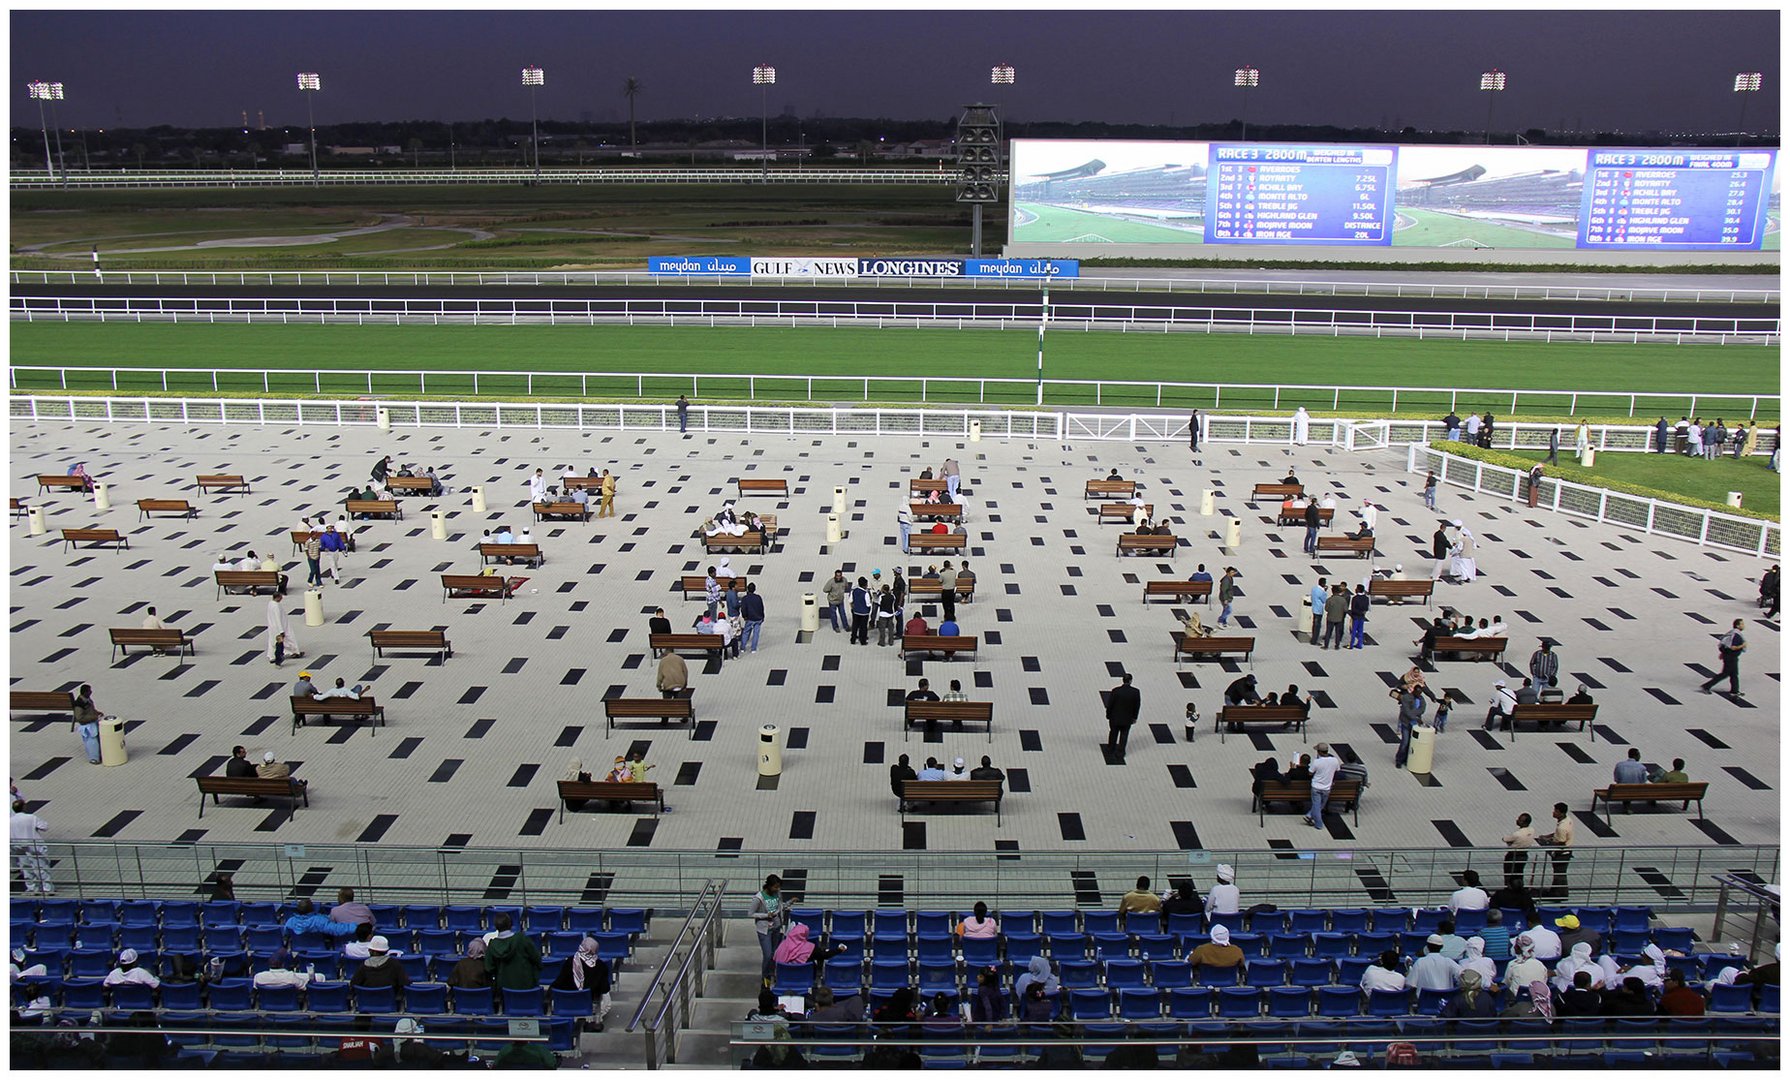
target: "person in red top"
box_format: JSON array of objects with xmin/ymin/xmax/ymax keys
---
[{"xmin": 1657, "ymin": 972, "xmax": 1706, "ymax": 1016}]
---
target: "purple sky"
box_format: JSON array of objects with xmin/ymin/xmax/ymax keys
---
[{"xmin": 11, "ymin": 9, "xmax": 1780, "ymax": 134}]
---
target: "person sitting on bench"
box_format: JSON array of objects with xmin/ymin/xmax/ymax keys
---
[{"xmin": 1181, "ymin": 611, "xmax": 1215, "ymax": 639}]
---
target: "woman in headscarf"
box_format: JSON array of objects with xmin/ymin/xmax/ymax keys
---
[
  {"xmin": 1458, "ymin": 937, "xmax": 1499, "ymax": 989},
  {"xmin": 562, "ymin": 758, "xmax": 591, "ymax": 811},
  {"xmin": 1502, "ymin": 935, "xmax": 1547, "ymax": 992},
  {"xmin": 772, "ymin": 921, "xmax": 847, "ymax": 973},
  {"xmin": 445, "ymin": 939, "xmax": 491, "ymax": 989},
  {"xmin": 1551, "ymin": 941, "xmax": 1602, "ymax": 993},
  {"xmin": 1440, "ymin": 968, "xmax": 1496, "ymax": 1018},
  {"xmin": 550, "ymin": 935, "xmax": 612, "ymax": 1031},
  {"xmin": 1013, "ymin": 955, "xmax": 1059, "ymax": 1001}
]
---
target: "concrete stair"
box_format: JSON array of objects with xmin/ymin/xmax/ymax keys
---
[{"xmin": 565, "ymin": 916, "xmax": 756, "ymax": 1069}]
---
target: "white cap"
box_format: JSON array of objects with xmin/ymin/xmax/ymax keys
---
[
  {"xmin": 1216, "ymin": 863, "xmax": 1235, "ymax": 883},
  {"xmin": 395, "ymin": 1017, "xmax": 423, "ymax": 1035},
  {"xmin": 263, "ymin": 750, "xmax": 277, "ymax": 763},
  {"xmin": 1334, "ymin": 1051, "xmax": 1361, "ymax": 1067},
  {"xmin": 369, "ymin": 936, "xmax": 389, "ymax": 953},
  {"xmin": 118, "ymin": 948, "xmax": 139, "ymax": 964},
  {"xmin": 953, "ymin": 757, "xmax": 965, "ymax": 768}
]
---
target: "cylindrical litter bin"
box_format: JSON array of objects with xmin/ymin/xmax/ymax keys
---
[
  {"xmin": 1727, "ymin": 492, "xmax": 1743, "ymax": 509},
  {"xmin": 832, "ymin": 487, "xmax": 847, "ymax": 516},
  {"xmin": 1296, "ymin": 596, "xmax": 1311, "ymax": 634},
  {"xmin": 970, "ymin": 419, "xmax": 982, "ymax": 443},
  {"xmin": 471, "ymin": 485, "xmax": 487, "ymax": 512},
  {"xmin": 800, "ymin": 593, "xmax": 820, "ymax": 632},
  {"xmin": 826, "ymin": 514, "xmax": 842, "ymax": 543},
  {"xmin": 1224, "ymin": 517, "xmax": 1242, "ymax": 549},
  {"xmin": 92, "ymin": 482, "xmax": 110, "ymax": 510},
  {"xmin": 99, "ymin": 718, "xmax": 128, "ymax": 768},
  {"xmin": 1407, "ymin": 724, "xmax": 1436, "ymax": 774},
  {"xmin": 27, "ymin": 506, "xmax": 45, "ymax": 535},
  {"xmin": 1580, "ymin": 447, "xmax": 1596, "ymax": 468},
  {"xmin": 304, "ymin": 588, "xmax": 325, "ymax": 627},
  {"xmin": 1201, "ymin": 489, "xmax": 1216, "ymax": 516},
  {"xmin": 758, "ymin": 724, "xmax": 782, "ymax": 777},
  {"xmin": 377, "ymin": 407, "xmax": 392, "ymax": 432},
  {"xmin": 431, "ymin": 511, "xmax": 447, "ymax": 540}
]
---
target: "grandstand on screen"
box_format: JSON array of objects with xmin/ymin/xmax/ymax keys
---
[
  {"xmin": 1398, "ymin": 165, "xmax": 1584, "ymax": 242},
  {"xmin": 1014, "ymin": 163, "xmax": 1209, "ymax": 230}
]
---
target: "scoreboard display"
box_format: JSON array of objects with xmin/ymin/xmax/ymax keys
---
[
  {"xmin": 1580, "ymin": 149, "xmax": 1775, "ymax": 249},
  {"xmin": 1206, "ymin": 144, "xmax": 1397, "ymax": 246}
]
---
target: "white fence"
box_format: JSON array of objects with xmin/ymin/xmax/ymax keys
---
[
  {"xmin": 11, "ymin": 268, "xmax": 1778, "ymax": 304},
  {"xmin": 1408, "ymin": 444, "xmax": 1779, "ymax": 558},
  {"xmin": 12, "ymin": 293, "xmax": 1779, "ymax": 344},
  {"xmin": 11, "ymin": 167, "xmax": 962, "ymax": 188},
  {"xmin": 9, "ymin": 365, "xmax": 1779, "ymax": 420}
]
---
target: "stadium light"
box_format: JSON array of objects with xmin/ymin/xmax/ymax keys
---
[
  {"xmin": 27, "ymin": 81, "xmax": 64, "ymax": 186},
  {"xmin": 1479, "ymin": 68, "xmax": 1506, "ymax": 145},
  {"xmin": 1734, "ymin": 72, "xmax": 1763, "ymax": 147},
  {"xmin": 753, "ymin": 65, "xmax": 776, "ymax": 180},
  {"xmin": 521, "ymin": 67, "xmax": 545, "ymax": 181},
  {"xmin": 296, "ymin": 72, "xmax": 321, "ymax": 184},
  {"xmin": 991, "ymin": 64, "xmax": 1015, "ymax": 85},
  {"xmin": 1235, "ymin": 66, "xmax": 1260, "ymax": 141}
]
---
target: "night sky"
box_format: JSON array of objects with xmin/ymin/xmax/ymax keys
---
[{"xmin": 10, "ymin": 8, "xmax": 1781, "ymax": 135}]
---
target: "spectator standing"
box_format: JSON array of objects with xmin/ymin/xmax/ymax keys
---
[
  {"xmin": 1217, "ymin": 567, "xmax": 1239, "ymax": 628},
  {"xmin": 1699, "ymin": 619, "xmax": 1747, "ymax": 696},
  {"xmin": 821, "ymin": 570, "xmax": 847, "ymax": 633},
  {"xmin": 1309, "ymin": 577, "xmax": 1328, "ymax": 645},
  {"xmin": 1348, "ymin": 584, "xmax": 1370, "ymax": 649},
  {"xmin": 1322, "ymin": 585, "xmax": 1348, "ymax": 650},
  {"xmin": 897, "ymin": 504, "xmax": 912, "ymax": 553},
  {"xmin": 941, "ymin": 458, "xmax": 961, "ymax": 501},
  {"xmin": 849, "ymin": 577, "xmax": 872, "ymax": 646},
  {"xmin": 319, "ymin": 525, "xmax": 347, "ymax": 581},
  {"xmin": 1304, "ymin": 744, "xmax": 1339, "ymax": 830},
  {"xmin": 1423, "ymin": 471, "xmax": 1439, "ymax": 511},
  {"xmin": 1654, "ymin": 417, "xmax": 1670, "ymax": 453},
  {"xmin": 10, "ymin": 799, "xmax": 51, "ymax": 895},
  {"xmin": 1104, "ymin": 673, "xmax": 1141, "ymax": 761},
  {"xmin": 1303, "ymin": 500, "xmax": 1321, "ymax": 554},
  {"xmin": 749, "ymin": 875, "xmax": 786, "ymax": 983},
  {"xmin": 939, "ymin": 562, "xmax": 959, "ymax": 623},
  {"xmin": 598, "ymin": 469, "xmax": 617, "ymax": 519},
  {"xmin": 483, "ymin": 912, "xmax": 542, "ymax": 990},
  {"xmin": 739, "ymin": 582, "xmax": 765, "ymax": 654},
  {"xmin": 1537, "ymin": 802, "xmax": 1575, "ymax": 897},
  {"xmin": 676, "ymin": 394, "xmax": 690, "ymax": 433},
  {"xmin": 1392, "ymin": 687, "xmax": 1426, "ymax": 769},
  {"xmin": 1529, "ymin": 641, "xmax": 1559, "ymax": 690},
  {"xmin": 303, "ymin": 533, "xmax": 324, "ymax": 587}
]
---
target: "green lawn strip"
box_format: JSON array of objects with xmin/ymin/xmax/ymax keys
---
[
  {"xmin": 1434, "ymin": 441, "xmax": 1780, "ymax": 520},
  {"xmin": 1391, "ymin": 208, "xmax": 1577, "ymax": 249}
]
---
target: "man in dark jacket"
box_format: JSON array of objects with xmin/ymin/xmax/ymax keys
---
[
  {"xmin": 349, "ymin": 937, "xmax": 409, "ymax": 991},
  {"xmin": 225, "ymin": 745, "xmax": 258, "ymax": 778},
  {"xmin": 1104, "ymin": 673, "xmax": 1141, "ymax": 760},
  {"xmin": 1303, "ymin": 501, "xmax": 1322, "ymax": 555},
  {"xmin": 484, "ymin": 912, "xmax": 542, "ymax": 990}
]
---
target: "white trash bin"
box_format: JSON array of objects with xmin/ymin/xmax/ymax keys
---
[
  {"xmin": 471, "ymin": 485, "xmax": 487, "ymax": 513},
  {"xmin": 431, "ymin": 511, "xmax": 447, "ymax": 540},
  {"xmin": 800, "ymin": 593, "xmax": 820, "ymax": 632},
  {"xmin": 1224, "ymin": 517, "xmax": 1242, "ymax": 549},
  {"xmin": 758, "ymin": 724, "xmax": 783, "ymax": 777},
  {"xmin": 1407, "ymin": 724, "xmax": 1437, "ymax": 774},
  {"xmin": 1201, "ymin": 489, "xmax": 1216, "ymax": 516},
  {"xmin": 304, "ymin": 588, "xmax": 325, "ymax": 628}
]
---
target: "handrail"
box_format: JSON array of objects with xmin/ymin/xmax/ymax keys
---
[
  {"xmin": 626, "ymin": 878, "xmax": 723, "ymax": 1034},
  {"xmin": 630, "ymin": 877, "xmax": 728, "ymax": 1069},
  {"xmin": 12, "ymin": 166, "xmax": 964, "ymax": 189}
]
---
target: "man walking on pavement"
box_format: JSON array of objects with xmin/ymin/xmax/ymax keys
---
[
  {"xmin": 1700, "ymin": 619, "xmax": 1747, "ymax": 696},
  {"xmin": 1304, "ymin": 744, "xmax": 1339, "ymax": 829},
  {"xmin": 1104, "ymin": 673, "xmax": 1141, "ymax": 760},
  {"xmin": 1303, "ymin": 499, "xmax": 1322, "ymax": 555},
  {"xmin": 1537, "ymin": 802, "xmax": 1575, "ymax": 898}
]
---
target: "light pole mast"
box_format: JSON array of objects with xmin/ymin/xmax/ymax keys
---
[
  {"xmin": 27, "ymin": 81, "xmax": 62, "ymax": 185},
  {"xmin": 1733, "ymin": 72, "xmax": 1763, "ymax": 147},
  {"xmin": 1479, "ymin": 69, "xmax": 1506, "ymax": 145},
  {"xmin": 522, "ymin": 67, "xmax": 545, "ymax": 182},
  {"xmin": 1234, "ymin": 66, "xmax": 1259, "ymax": 141},
  {"xmin": 753, "ymin": 65, "xmax": 776, "ymax": 181},
  {"xmin": 296, "ymin": 72, "xmax": 321, "ymax": 184}
]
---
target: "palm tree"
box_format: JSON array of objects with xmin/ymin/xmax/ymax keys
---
[{"xmin": 622, "ymin": 76, "xmax": 643, "ymax": 151}]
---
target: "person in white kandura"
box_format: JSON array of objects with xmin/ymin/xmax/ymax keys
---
[
  {"xmin": 1291, "ymin": 407, "xmax": 1311, "ymax": 446},
  {"xmin": 266, "ymin": 592, "xmax": 302, "ymax": 662}
]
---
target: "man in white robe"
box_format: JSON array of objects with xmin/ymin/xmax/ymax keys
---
[
  {"xmin": 266, "ymin": 592, "xmax": 301, "ymax": 662},
  {"xmin": 1291, "ymin": 407, "xmax": 1311, "ymax": 446}
]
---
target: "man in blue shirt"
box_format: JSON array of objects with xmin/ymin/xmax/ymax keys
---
[
  {"xmin": 319, "ymin": 525, "xmax": 347, "ymax": 582},
  {"xmin": 1612, "ymin": 748, "xmax": 1649, "ymax": 785},
  {"xmin": 916, "ymin": 757, "xmax": 948, "ymax": 781},
  {"xmin": 1309, "ymin": 577, "xmax": 1328, "ymax": 646},
  {"xmin": 938, "ymin": 617, "xmax": 960, "ymax": 637},
  {"xmin": 739, "ymin": 582, "xmax": 766, "ymax": 654}
]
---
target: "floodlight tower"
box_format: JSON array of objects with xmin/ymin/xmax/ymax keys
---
[
  {"xmin": 1733, "ymin": 72, "xmax": 1763, "ymax": 147},
  {"xmin": 1479, "ymin": 68, "xmax": 1506, "ymax": 145},
  {"xmin": 296, "ymin": 72, "xmax": 321, "ymax": 183},
  {"xmin": 522, "ymin": 67, "xmax": 545, "ymax": 181},
  {"xmin": 27, "ymin": 81, "xmax": 63, "ymax": 186},
  {"xmin": 753, "ymin": 65, "xmax": 776, "ymax": 180},
  {"xmin": 1234, "ymin": 66, "xmax": 1260, "ymax": 141}
]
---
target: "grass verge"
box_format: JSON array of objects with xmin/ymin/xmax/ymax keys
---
[{"xmin": 1432, "ymin": 441, "xmax": 1780, "ymax": 520}]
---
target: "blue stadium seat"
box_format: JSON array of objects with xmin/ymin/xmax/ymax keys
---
[
  {"xmin": 1760, "ymin": 983, "xmax": 1779, "ymax": 1013},
  {"xmin": 399, "ymin": 904, "xmax": 441, "ymax": 930},
  {"xmin": 1040, "ymin": 910, "xmax": 1079, "ymax": 936},
  {"xmin": 870, "ymin": 959, "xmax": 909, "ymax": 989},
  {"xmin": 1267, "ymin": 986, "xmax": 1313, "ymax": 1017},
  {"xmin": 1367, "ymin": 987, "xmax": 1412, "ymax": 1016},
  {"xmin": 1003, "ymin": 932, "xmax": 1041, "ymax": 961},
  {"xmin": 1709, "ymin": 982, "xmax": 1755, "ymax": 1013},
  {"xmin": 1117, "ymin": 987, "xmax": 1161, "ymax": 1020},
  {"xmin": 961, "ymin": 936, "xmax": 999, "ymax": 968},
  {"xmin": 1246, "ymin": 959, "xmax": 1287, "ymax": 987},
  {"xmin": 159, "ymin": 980, "xmax": 203, "ymax": 1011},
  {"xmin": 237, "ymin": 902, "xmax": 278, "ymax": 925},
  {"xmin": 1057, "ymin": 959, "xmax": 1097, "ymax": 990},
  {"xmin": 451, "ymin": 985, "xmax": 494, "ymax": 1015},
  {"xmin": 1414, "ymin": 987, "xmax": 1453, "ymax": 1015},
  {"xmin": 774, "ymin": 962, "xmax": 815, "ymax": 995},
  {"xmin": 501, "ymin": 986, "xmax": 543, "ymax": 1016},
  {"xmin": 1329, "ymin": 910, "xmax": 1369, "ymax": 934},
  {"xmin": 1218, "ymin": 986, "xmax": 1263, "ymax": 1017},
  {"xmin": 589, "ymin": 932, "xmax": 630, "ymax": 963},
  {"xmin": 397, "ymin": 954, "xmax": 428, "ymax": 983},
  {"xmin": 442, "ymin": 906, "xmax": 484, "ymax": 933},
  {"xmin": 1268, "ymin": 933, "xmax": 1310, "ymax": 959},
  {"xmin": 68, "ymin": 949, "xmax": 113, "ymax": 978},
  {"xmin": 159, "ymin": 901, "xmax": 197, "ymax": 927},
  {"xmin": 1083, "ymin": 910, "xmax": 1121, "ymax": 935},
  {"xmin": 197, "ymin": 903, "xmax": 240, "ymax": 933},
  {"xmin": 918, "ymin": 961, "xmax": 958, "ymax": 996},
  {"xmin": 1652, "ymin": 926, "xmax": 1695, "ymax": 952},
  {"xmin": 914, "ymin": 910, "xmax": 952, "ymax": 936},
  {"xmin": 1105, "ymin": 958, "xmax": 1146, "ymax": 990},
  {"xmin": 1287, "ymin": 910, "xmax": 1329, "ymax": 934},
  {"xmin": 606, "ymin": 908, "xmax": 648, "ymax": 936},
  {"xmin": 255, "ymin": 984, "xmax": 301, "ymax": 1013},
  {"xmin": 1316, "ymin": 985, "xmax": 1362, "ymax": 1017},
  {"xmin": 203, "ymin": 978, "xmax": 251, "ymax": 1011},
  {"xmin": 546, "ymin": 986, "xmax": 591, "ymax": 1019},
  {"xmin": 873, "ymin": 909, "xmax": 910, "ymax": 939},
  {"xmin": 415, "ymin": 928, "xmax": 459, "ymax": 956},
  {"xmin": 916, "ymin": 934, "xmax": 955, "ymax": 965},
  {"xmin": 108, "ymin": 982, "xmax": 156, "ymax": 1011},
  {"xmin": 1134, "ymin": 933, "xmax": 1176, "ymax": 963},
  {"xmin": 242, "ymin": 924, "xmax": 285, "ymax": 953},
  {"xmin": 1290, "ymin": 958, "xmax": 1334, "ymax": 987},
  {"xmin": 404, "ymin": 982, "xmax": 447, "ymax": 1013},
  {"xmin": 1369, "ymin": 908, "xmax": 1409, "ymax": 933},
  {"xmin": 829, "ymin": 910, "xmax": 868, "ymax": 938},
  {"xmin": 1311, "ymin": 933, "xmax": 1352, "ymax": 960},
  {"xmin": 81, "ymin": 900, "xmax": 120, "ymax": 925},
  {"xmin": 832, "ymin": 935, "xmax": 867, "ymax": 963},
  {"xmin": 117, "ymin": 925, "xmax": 159, "ymax": 953},
  {"xmin": 1410, "ymin": 908, "xmax": 1446, "ymax": 934},
  {"xmin": 823, "ymin": 956, "xmax": 861, "ymax": 989},
  {"xmin": 1165, "ymin": 912, "xmax": 1204, "ymax": 937},
  {"xmin": 544, "ymin": 931, "xmax": 583, "ymax": 958},
  {"xmin": 1336, "ymin": 956, "xmax": 1372, "ymax": 986},
  {"xmin": 1353, "ymin": 931, "xmax": 1394, "ymax": 958},
  {"xmin": 1167, "ymin": 986, "xmax": 1213, "ymax": 1019},
  {"xmin": 354, "ymin": 984, "xmax": 397, "ymax": 1013},
  {"xmin": 1613, "ymin": 906, "xmax": 1653, "ymax": 935},
  {"xmin": 1397, "ymin": 931, "xmax": 1431, "ymax": 958},
  {"xmin": 1229, "ymin": 932, "xmax": 1265, "ymax": 957},
  {"xmin": 1453, "ymin": 909, "xmax": 1487, "ymax": 934},
  {"xmin": 1068, "ymin": 988, "xmax": 1110, "ymax": 1020},
  {"xmin": 160, "ymin": 926, "xmax": 201, "ymax": 953},
  {"xmin": 1044, "ymin": 932, "xmax": 1088, "ymax": 962},
  {"xmin": 1195, "ymin": 963, "xmax": 1241, "ymax": 987},
  {"xmin": 1150, "ymin": 959, "xmax": 1192, "ymax": 989}
]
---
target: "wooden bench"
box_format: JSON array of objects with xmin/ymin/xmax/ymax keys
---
[
  {"xmin": 704, "ymin": 531, "xmax": 765, "ymax": 555},
  {"xmin": 1099, "ymin": 503, "xmax": 1153, "ymax": 526},
  {"xmin": 899, "ymin": 779, "xmax": 1004, "ymax": 826},
  {"xmin": 291, "ymin": 695, "xmax": 385, "ymax": 736},
  {"xmin": 736, "ymin": 478, "xmax": 789, "ymax": 499},
  {"xmin": 1316, "ymin": 535, "xmax": 1375, "ymax": 559},
  {"xmin": 443, "ymin": 574, "xmax": 514, "ymax": 602},
  {"xmin": 1253, "ymin": 778, "xmax": 1362, "ymax": 827},
  {"xmin": 195, "ymin": 775, "xmax": 307, "ymax": 818},
  {"xmin": 1143, "ymin": 580, "xmax": 1212, "ymax": 605},
  {"xmin": 195, "ymin": 474, "xmax": 250, "ymax": 495},
  {"xmin": 137, "ymin": 498, "xmax": 196, "ymax": 521},
  {"xmin": 62, "ymin": 527, "xmax": 128, "ymax": 552},
  {"xmin": 1251, "ymin": 483, "xmax": 1304, "ymax": 502},
  {"xmin": 1215, "ymin": 704, "xmax": 1309, "ymax": 742},
  {"xmin": 910, "ymin": 479, "xmax": 951, "ymax": 497},
  {"xmin": 559, "ymin": 780, "xmax": 664, "ymax": 821},
  {"xmin": 1369, "ymin": 579, "xmax": 1434, "ymax": 607},
  {"xmin": 1276, "ymin": 506, "xmax": 1335, "ymax": 527},
  {"xmin": 11, "ymin": 691, "xmax": 76, "ymax": 728},
  {"xmin": 904, "ymin": 700, "xmax": 994, "ymax": 743},
  {"xmin": 1431, "ymin": 636, "xmax": 1508, "ymax": 662},
  {"xmin": 1505, "ymin": 703, "xmax": 1598, "ymax": 743},
  {"xmin": 909, "ymin": 532, "xmax": 968, "ymax": 555},
  {"xmin": 561, "ymin": 476, "xmax": 603, "ymax": 492},
  {"xmin": 649, "ymin": 633, "xmax": 728, "ymax": 661},
  {"xmin": 384, "ymin": 476, "xmax": 436, "ymax": 494},
  {"xmin": 10, "ymin": 498, "xmax": 26, "ymax": 519},
  {"xmin": 899, "ymin": 634, "xmax": 979, "ymax": 661},
  {"xmin": 344, "ymin": 498, "xmax": 401, "ymax": 520},
  {"xmin": 37, "ymin": 475, "xmax": 92, "ymax": 495},
  {"xmin": 1591, "ymin": 781, "xmax": 1708, "ymax": 825},
  {"xmin": 1174, "ymin": 634, "xmax": 1256, "ymax": 667},
  {"xmin": 109, "ymin": 627, "xmax": 193, "ymax": 663},
  {"xmin": 911, "ymin": 503, "xmax": 964, "ymax": 522},
  {"xmin": 215, "ymin": 569, "xmax": 282, "ymax": 600},
  {"xmin": 679, "ymin": 575, "xmax": 743, "ymax": 600},
  {"xmin": 604, "ymin": 697, "xmax": 696, "ymax": 739},
  {"xmin": 479, "ymin": 542, "xmax": 543, "ymax": 567},
  {"xmin": 909, "ymin": 577, "xmax": 977, "ymax": 604},
  {"xmin": 533, "ymin": 501, "xmax": 590, "ymax": 523},
  {"xmin": 1085, "ymin": 479, "xmax": 1137, "ymax": 500},
  {"xmin": 1118, "ymin": 534, "xmax": 1177, "ymax": 558},
  {"xmin": 367, "ymin": 629, "xmax": 452, "ymax": 662}
]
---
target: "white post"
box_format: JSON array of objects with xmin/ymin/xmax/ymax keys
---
[{"xmin": 1035, "ymin": 286, "xmax": 1048, "ymax": 406}]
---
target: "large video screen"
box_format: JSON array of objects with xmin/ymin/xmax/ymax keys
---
[{"xmin": 1009, "ymin": 139, "xmax": 1780, "ymax": 252}]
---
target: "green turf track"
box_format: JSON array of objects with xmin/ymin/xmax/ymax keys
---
[
  {"xmin": 10, "ymin": 321, "xmax": 1777, "ymax": 419},
  {"xmin": 1497, "ymin": 448, "xmax": 1781, "ymax": 519},
  {"xmin": 1011, "ymin": 203, "xmax": 1203, "ymax": 244},
  {"xmin": 1391, "ymin": 208, "xmax": 1577, "ymax": 249}
]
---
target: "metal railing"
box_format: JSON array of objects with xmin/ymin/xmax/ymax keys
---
[
  {"xmin": 11, "ymin": 267, "xmax": 1779, "ymax": 303},
  {"xmin": 628, "ymin": 879, "xmax": 729, "ymax": 1069},
  {"xmin": 1409, "ymin": 444, "xmax": 1781, "ymax": 557},
  {"xmin": 11, "ymin": 166, "xmax": 966, "ymax": 188},
  {"xmin": 13, "ymin": 292, "xmax": 1779, "ymax": 343},
  {"xmin": 18, "ymin": 840, "xmax": 1778, "ymax": 915},
  {"xmin": 1712, "ymin": 874, "xmax": 1782, "ymax": 965}
]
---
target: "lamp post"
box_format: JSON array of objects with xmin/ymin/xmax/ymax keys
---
[
  {"xmin": 1479, "ymin": 68, "xmax": 1506, "ymax": 145},
  {"xmin": 988, "ymin": 65, "xmax": 1016, "ymax": 256},
  {"xmin": 296, "ymin": 72, "xmax": 321, "ymax": 184},
  {"xmin": 1036, "ymin": 285, "xmax": 1048, "ymax": 406},
  {"xmin": 753, "ymin": 64, "xmax": 776, "ymax": 180},
  {"xmin": 521, "ymin": 66, "xmax": 544, "ymax": 181},
  {"xmin": 1234, "ymin": 66, "xmax": 1259, "ymax": 141},
  {"xmin": 27, "ymin": 81, "xmax": 62, "ymax": 186},
  {"xmin": 1733, "ymin": 72, "xmax": 1763, "ymax": 147}
]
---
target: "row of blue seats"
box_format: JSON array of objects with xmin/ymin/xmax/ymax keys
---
[
  {"xmin": 781, "ymin": 1015, "xmax": 1773, "ymax": 1039},
  {"xmin": 11, "ymin": 923, "xmax": 637, "ymax": 959},
  {"xmin": 16, "ymin": 1011, "xmax": 581, "ymax": 1055},
  {"xmin": 10, "ymin": 898, "xmax": 647, "ymax": 934},
  {"xmin": 15, "ymin": 979, "xmax": 600, "ymax": 1018},
  {"xmin": 784, "ymin": 904, "xmax": 1657, "ymax": 938},
  {"xmin": 15, "ymin": 943, "xmax": 627, "ymax": 986}
]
